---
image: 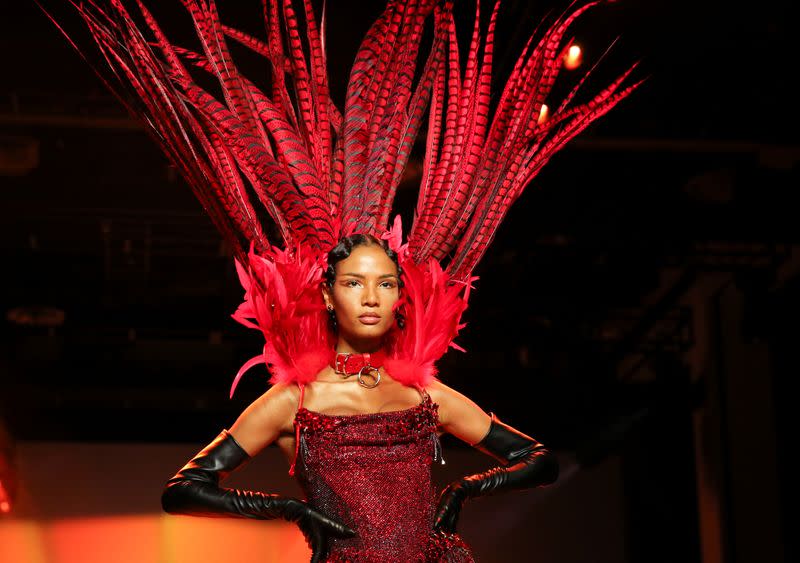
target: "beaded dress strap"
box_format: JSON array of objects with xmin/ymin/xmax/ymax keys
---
[
  {"xmin": 416, "ymin": 385, "xmax": 445, "ymax": 465},
  {"xmin": 288, "ymin": 383, "xmax": 306, "ymax": 476}
]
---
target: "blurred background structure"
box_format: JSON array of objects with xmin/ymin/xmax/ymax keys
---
[{"xmin": 0, "ymin": 1, "xmax": 796, "ymax": 562}]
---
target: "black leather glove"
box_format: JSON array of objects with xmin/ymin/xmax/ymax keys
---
[
  {"xmin": 161, "ymin": 429, "xmax": 355, "ymax": 562},
  {"xmin": 433, "ymin": 414, "xmax": 559, "ymax": 533}
]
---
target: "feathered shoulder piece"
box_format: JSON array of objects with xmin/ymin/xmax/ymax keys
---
[
  {"xmin": 228, "ymin": 215, "xmax": 474, "ymax": 392},
  {"xmin": 47, "ymin": 0, "xmax": 641, "ymax": 390},
  {"xmin": 229, "ymin": 243, "xmax": 333, "ymax": 395},
  {"xmin": 382, "ymin": 216, "xmax": 476, "ymax": 387}
]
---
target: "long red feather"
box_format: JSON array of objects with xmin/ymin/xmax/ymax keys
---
[{"xmin": 46, "ymin": 0, "xmax": 640, "ymax": 388}]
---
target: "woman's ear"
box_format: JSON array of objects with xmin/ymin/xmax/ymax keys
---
[{"xmin": 320, "ymin": 282, "xmax": 332, "ymax": 308}]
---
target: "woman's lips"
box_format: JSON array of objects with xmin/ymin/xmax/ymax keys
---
[{"xmin": 358, "ymin": 315, "xmax": 381, "ymax": 325}]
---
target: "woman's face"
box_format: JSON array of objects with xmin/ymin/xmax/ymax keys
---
[{"xmin": 323, "ymin": 244, "xmax": 400, "ymax": 347}]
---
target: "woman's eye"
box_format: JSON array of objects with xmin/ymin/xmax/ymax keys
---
[{"xmin": 343, "ymin": 279, "xmax": 395, "ymax": 288}]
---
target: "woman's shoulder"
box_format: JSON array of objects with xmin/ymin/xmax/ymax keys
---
[
  {"xmin": 424, "ymin": 380, "xmax": 461, "ymax": 416},
  {"xmin": 424, "ymin": 379, "xmax": 461, "ymax": 404},
  {"xmin": 248, "ymin": 382, "xmax": 303, "ymax": 418},
  {"xmin": 228, "ymin": 382, "xmax": 303, "ymax": 455},
  {"xmin": 424, "ymin": 379, "xmax": 490, "ymax": 432}
]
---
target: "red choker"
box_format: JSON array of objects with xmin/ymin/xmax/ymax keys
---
[{"xmin": 330, "ymin": 349, "xmax": 386, "ymax": 388}]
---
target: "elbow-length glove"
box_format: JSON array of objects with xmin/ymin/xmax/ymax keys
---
[
  {"xmin": 161, "ymin": 429, "xmax": 355, "ymax": 563},
  {"xmin": 433, "ymin": 414, "xmax": 559, "ymax": 533}
]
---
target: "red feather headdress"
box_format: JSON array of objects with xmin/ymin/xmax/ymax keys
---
[{"xmin": 45, "ymin": 0, "xmax": 641, "ymax": 392}]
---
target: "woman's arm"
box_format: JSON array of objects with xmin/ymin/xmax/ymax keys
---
[
  {"xmin": 161, "ymin": 382, "xmax": 297, "ymax": 515},
  {"xmin": 428, "ymin": 380, "xmax": 494, "ymax": 445},
  {"xmin": 428, "ymin": 381, "xmax": 559, "ymax": 533},
  {"xmin": 161, "ymin": 383, "xmax": 354, "ymax": 562},
  {"xmin": 227, "ymin": 382, "xmax": 299, "ymax": 456}
]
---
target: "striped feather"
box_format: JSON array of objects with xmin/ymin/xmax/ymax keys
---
[
  {"xmin": 45, "ymin": 0, "xmax": 640, "ymax": 388},
  {"xmin": 406, "ymin": 1, "xmax": 639, "ymax": 282}
]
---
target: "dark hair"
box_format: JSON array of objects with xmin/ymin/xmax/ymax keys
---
[
  {"xmin": 324, "ymin": 233, "xmax": 404, "ymax": 288},
  {"xmin": 324, "ymin": 233, "xmax": 405, "ymax": 330}
]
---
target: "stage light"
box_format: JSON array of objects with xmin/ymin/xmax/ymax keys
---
[
  {"xmin": 564, "ymin": 44, "xmax": 582, "ymax": 70},
  {"xmin": 538, "ymin": 104, "xmax": 550, "ymax": 125},
  {"xmin": 1, "ymin": 422, "xmax": 16, "ymax": 516}
]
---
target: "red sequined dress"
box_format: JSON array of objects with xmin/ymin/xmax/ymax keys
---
[{"xmin": 289, "ymin": 386, "xmax": 475, "ymax": 562}]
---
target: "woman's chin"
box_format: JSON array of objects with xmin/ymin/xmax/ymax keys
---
[{"xmin": 343, "ymin": 324, "xmax": 391, "ymax": 342}]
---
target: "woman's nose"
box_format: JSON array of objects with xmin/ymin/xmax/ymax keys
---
[{"xmin": 362, "ymin": 286, "xmax": 379, "ymax": 305}]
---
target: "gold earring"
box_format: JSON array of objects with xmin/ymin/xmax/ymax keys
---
[{"xmin": 326, "ymin": 305, "xmax": 334, "ymax": 312}]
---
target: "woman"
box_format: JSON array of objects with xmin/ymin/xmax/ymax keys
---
[
  {"xmin": 161, "ymin": 233, "xmax": 559, "ymax": 562},
  {"xmin": 162, "ymin": 235, "xmax": 558, "ymax": 562},
  {"xmin": 49, "ymin": 0, "xmax": 637, "ymax": 560}
]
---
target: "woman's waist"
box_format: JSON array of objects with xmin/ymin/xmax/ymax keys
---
[
  {"xmin": 297, "ymin": 458, "xmax": 437, "ymax": 495},
  {"xmin": 298, "ymin": 462, "xmax": 436, "ymax": 515}
]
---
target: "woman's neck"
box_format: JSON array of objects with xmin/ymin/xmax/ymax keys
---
[{"xmin": 335, "ymin": 337, "xmax": 383, "ymax": 355}]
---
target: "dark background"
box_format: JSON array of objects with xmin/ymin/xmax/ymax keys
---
[{"xmin": 1, "ymin": 1, "xmax": 797, "ymax": 562}]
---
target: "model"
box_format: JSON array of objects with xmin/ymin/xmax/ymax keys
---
[{"xmin": 46, "ymin": 1, "xmax": 638, "ymax": 560}]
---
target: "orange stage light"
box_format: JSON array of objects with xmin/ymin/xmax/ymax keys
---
[{"xmin": 564, "ymin": 44, "xmax": 583, "ymax": 70}]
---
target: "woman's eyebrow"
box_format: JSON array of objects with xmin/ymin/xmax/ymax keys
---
[{"xmin": 340, "ymin": 273, "xmax": 398, "ymax": 279}]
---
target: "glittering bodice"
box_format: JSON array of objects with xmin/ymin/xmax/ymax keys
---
[{"xmin": 292, "ymin": 390, "xmax": 474, "ymax": 562}]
